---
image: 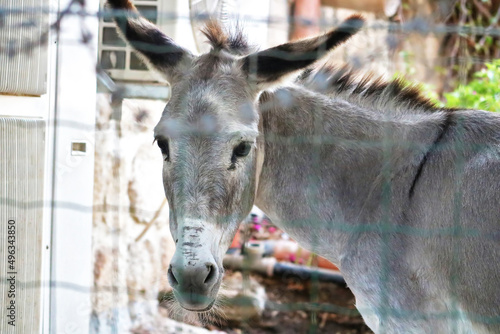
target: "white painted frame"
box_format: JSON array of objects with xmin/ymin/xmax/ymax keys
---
[{"xmin": 0, "ymin": 2, "xmax": 55, "ymax": 334}]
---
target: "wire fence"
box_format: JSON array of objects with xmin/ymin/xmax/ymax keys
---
[{"xmin": 1, "ymin": 0, "xmax": 500, "ymax": 333}]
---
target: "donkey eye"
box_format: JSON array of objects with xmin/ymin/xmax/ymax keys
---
[
  {"xmin": 156, "ymin": 138, "xmax": 169, "ymax": 161},
  {"xmin": 233, "ymin": 142, "xmax": 251, "ymax": 158}
]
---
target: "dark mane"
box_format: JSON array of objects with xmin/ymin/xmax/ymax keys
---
[
  {"xmin": 200, "ymin": 20, "xmax": 252, "ymax": 55},
  {"xmin": 200, "ymin": 20, "xmax": 442, "ymax": 114},
  {"xmin": 298, "ymin": 65, "xmax": 444, "ymax": 114}
]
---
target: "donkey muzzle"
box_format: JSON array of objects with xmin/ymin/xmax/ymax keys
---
[
  {"xmin": 168, "ymin": 257, "xmax": 221, "ymax": 310},
  {"xmin": 167, "ymin": 222, "xmax": 223, "ymax": 311}
]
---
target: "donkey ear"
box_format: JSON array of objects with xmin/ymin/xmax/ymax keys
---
[
  {"xmin": 240, "ymin": 15, "xmax": 364, "ymax": 88},
  {"xmin": 107, "ymin": 0, "xmax": 194, "ymax": 83}
]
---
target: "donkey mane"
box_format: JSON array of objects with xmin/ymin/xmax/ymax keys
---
[
  {"xmin": 198, "ymin": 21, "xmax": 442, "ymax": 115},
  {"xmin": 200, "ymin": 20, "xmax": 253, "ymax": 55},
  {"xmin": 297, "ymin": 65, "xmax": 444, "ymax": 115}
]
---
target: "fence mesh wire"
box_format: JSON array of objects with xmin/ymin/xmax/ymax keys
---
[{"xmin": 1, "ymin": 0, "xmax": 500, "ymax": 333}]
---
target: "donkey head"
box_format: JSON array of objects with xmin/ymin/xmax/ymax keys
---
[{"xmin": 108, "ymin": 0, "xmax": 363, "ymax": 312}]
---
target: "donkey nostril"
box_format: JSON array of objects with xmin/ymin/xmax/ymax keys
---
[
  {"xmin": 204, "ymin": 263, "xmax": 217, "ymax": 285},
  {"xmin": 167, "ymin": 265, "xmax": 179, "ymax": 286}
]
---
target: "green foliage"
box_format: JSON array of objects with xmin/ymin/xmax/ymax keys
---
[{"xmin": 444, "ymin": 60, "xmax": 500, "ymax": 112}]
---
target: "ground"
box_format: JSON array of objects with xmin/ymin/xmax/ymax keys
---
[{"xmin": 207, "ymin": 272, "xmax": 373, "ymax": 334}]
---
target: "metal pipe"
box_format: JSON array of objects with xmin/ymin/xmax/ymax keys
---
[
  {"xmin": 273, "ymin": 262, "xmax": 345, "ymax": 285},
  {"xmin": 223, "ymin": 253, "xmax": 346, "ymax": 285}
]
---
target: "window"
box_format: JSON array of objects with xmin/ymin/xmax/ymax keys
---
[{"xmin": 98, "ymin": 0, "xmax": 160, "ymax": 82}]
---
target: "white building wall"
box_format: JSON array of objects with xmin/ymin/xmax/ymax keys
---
[{"xmin": 48, "ymin": 0, "xmax": 99, "ymax": 333}]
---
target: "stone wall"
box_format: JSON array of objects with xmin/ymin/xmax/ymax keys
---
[{"xmin": 91, "ymin": 95, "xmax": 175, "ymax": 333}]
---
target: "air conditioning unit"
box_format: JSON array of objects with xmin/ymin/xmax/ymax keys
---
[
  {"xmin": 0, "ymin": 0, "xmax": 99, "ymax": 333},
  {"xmin": 0, "ymin": 118, "xmax": 46, "ymax": 333},
  {"xmin": 0, "ymin": 0, "xmax": 49, "ymax": 96},
  {"xmin": 0, "ymin": 0, "xmax": 50, "ymax": 332}
]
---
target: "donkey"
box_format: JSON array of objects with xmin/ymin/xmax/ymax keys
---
[{"xmin": 108, "ymin": 1, "xmax": 500, "ymax": 332}]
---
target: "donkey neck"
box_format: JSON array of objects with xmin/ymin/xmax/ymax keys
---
[{"xmin": 254, "ymin": 85, "xmax": 447, "ymax": 262}]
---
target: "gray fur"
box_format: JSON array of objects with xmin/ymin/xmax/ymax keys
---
[{"xmin": 256, "ymin": 83, "xmax": 500, "ymax": 333}]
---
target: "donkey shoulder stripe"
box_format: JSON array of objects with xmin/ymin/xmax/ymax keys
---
[{"xmin": 408, "ymin": 111, "xmax": 454, "ymax": 198}]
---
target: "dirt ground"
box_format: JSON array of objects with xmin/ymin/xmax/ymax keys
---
[{"xmin": 208, "ymin": 272, "xmax": 374, "ymax": 334}]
